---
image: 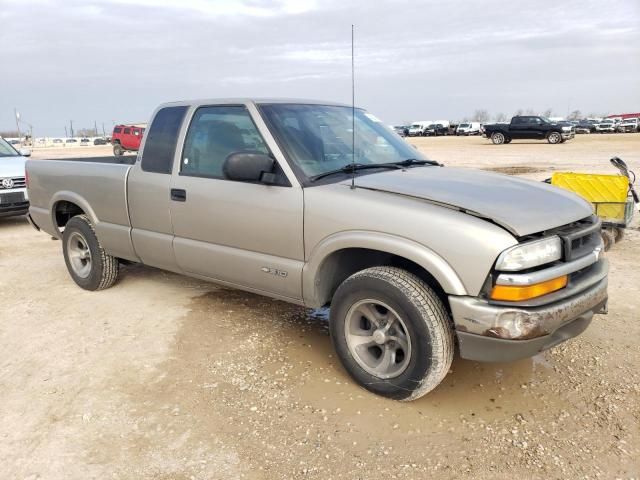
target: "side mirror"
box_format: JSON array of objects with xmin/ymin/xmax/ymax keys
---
[
  {"xmin": 19, "ymin": 148, "xmax": 31, "ymax": 157},
  {"xmin": 223, "ymin": 151, "xmax": 276, "ymax": 184}
]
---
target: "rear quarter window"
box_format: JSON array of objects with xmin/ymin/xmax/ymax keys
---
[
  {"xmin": 114, "ymin": 127, "xmax": 122, "ymax": 134},
  {"xmin": 140, "ymin": 106, "xmax": 188, "ymax": 174}
]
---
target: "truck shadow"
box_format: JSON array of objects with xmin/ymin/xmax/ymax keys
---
[
  {"xmin": 0, "ymin": 215, "xmax": 29, "ymax": 227},
  {"xmin": 151, "ymin": 284, "xmax": 558, "ymax": 418}
]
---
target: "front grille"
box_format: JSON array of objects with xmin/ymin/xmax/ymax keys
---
[
  {"xmin": 551, "ymin": 216, "xmax": 601, "ymax": 261},
  {"xmin": 0, "ymin": 192, "xmax": 26, "ymax": 205},
  {"xmin": 0, "ymin": 177, "xmax": 26, "ymax": 189}
]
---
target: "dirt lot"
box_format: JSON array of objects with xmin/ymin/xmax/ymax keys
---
[{"xmin": 1, "ymin": 135, "xmax": 639, "ymax": 479}]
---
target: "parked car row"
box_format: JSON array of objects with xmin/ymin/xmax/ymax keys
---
[
  {"xmin": 571, "ymin": 118, "xmax": 639, "ymax": 134},
  {"xmin": 392, "ymin": 121, "xmax": 481, "ymax": 137},
  {"xmin": 392, "ymin": 115, "xmax": 639, "ymax": 139}
]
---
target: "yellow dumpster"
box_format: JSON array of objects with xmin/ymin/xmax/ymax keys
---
[{"xmin": 551, "ymin": 172, "xmax": 630, "ymax": 223}]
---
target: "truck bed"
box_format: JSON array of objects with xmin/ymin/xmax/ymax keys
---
[{"xmin": 27, "ymin": 159, "xmax": 133, "ymax": 242}]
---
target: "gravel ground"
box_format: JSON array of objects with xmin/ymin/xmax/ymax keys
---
[{"xmin": 1, "ymin": 134, "xmax": 639, "ymax": 479}]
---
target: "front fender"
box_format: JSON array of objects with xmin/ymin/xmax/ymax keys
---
[{"xmin": 302, "ymin": 230, "xmax": 467, "ymax": 307}]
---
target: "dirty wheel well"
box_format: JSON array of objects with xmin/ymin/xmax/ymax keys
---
[
  {"xmin": 317, "ymin": 248, "xmax": 450, "ymax": 312},
  {"xmin": 54, "ymin": 201, "xmax": 85, "ymax": 231}
]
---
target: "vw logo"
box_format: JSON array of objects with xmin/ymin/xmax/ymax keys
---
[{"xmin": 1, "ymin": 178, "xmax": 15, "ymax": 189}]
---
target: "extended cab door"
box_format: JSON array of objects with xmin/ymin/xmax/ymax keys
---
[
  {"xmin": 509, "ymin": 116, "xmax": 528, "ymax": 139},
  {"xmin": 168, "ymin": 103, "xmax": 304, "ymax": 301},
  {"xmin": 128, "ymin": 105, "xmax": 189, "ymax": 273}
]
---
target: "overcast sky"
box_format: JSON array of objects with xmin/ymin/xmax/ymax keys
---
[{"xmin": 1, "ymin": 0, "xmax": 639, "ymax": 136}]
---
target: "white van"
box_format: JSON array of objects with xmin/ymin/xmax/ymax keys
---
[{"xmin": 456, "ymin": 122, "xmax": 482, "ymax": 136}]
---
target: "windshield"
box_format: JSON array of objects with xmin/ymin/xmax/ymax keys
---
[
  {"xmin": 0, "ymin": 138, "xmax": 20, "ymax": 158},
  {"xmin": 410, "ymin": 124, "xmax": 421, "ymax": 128},
  {"xmin": 259, "ymin": 104, "xmax": 426, "ymax": 179},
  {"xmin": 459, "ymin": 124, "xmax": 470, "ymax": 128}
]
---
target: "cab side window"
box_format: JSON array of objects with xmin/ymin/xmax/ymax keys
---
[{"xmin": 181, "ymin": 106, "xmax": 270, "ymax": 179}]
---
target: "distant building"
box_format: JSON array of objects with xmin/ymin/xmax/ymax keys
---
[{"xmin": 606, "ymin": 112, "xmax": 640, "ymax": 119}]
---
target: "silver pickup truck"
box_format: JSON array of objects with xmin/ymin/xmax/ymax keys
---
[{"xmin": 27, "ymin": 99, "xmax": 608, "ymax": 401}]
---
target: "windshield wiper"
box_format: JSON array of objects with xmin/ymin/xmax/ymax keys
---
[
  {"xmin": 309, "ymin": 163, "xmax": 404, "ymax": 182},
  {"xmin": 309, "ymin": 158, "xmax": 441, "ymax": 182},
  {"xmin": 391, "ymin": 158, "xmax": 442, "ymax": 167}
]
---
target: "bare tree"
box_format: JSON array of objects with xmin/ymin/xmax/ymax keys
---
[
  {"xmin": 0, "ymin": 130, "xmax": 20, "ymax": 138},
  {"xmin": 542, "ymin": 109, "xmax": 553, "ymax": 118},
  {"xmin": 494, "ymin": 112, "xmax": 507, "ymax": 122},
  {"xmin": 472, "ymin": 109, "xmax": 490, "ymax": 123},
  {"xmin": 513, "ymin": 109, "xmax": 524, "ymax": 116},
  {"xmin": 76, "ymin": 128, "xmax": 99, "ymax": 137},
  {"xmin": 525, "ymin": 108, "xmax": 536, "ymax": 115},
  {"xmin": 568, "ymin": 110, "xmax": 582, "ymax": 121}
]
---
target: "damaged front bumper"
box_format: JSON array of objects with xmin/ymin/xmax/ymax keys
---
[{"xmin": 449, "ymin": 273, "xmax": 608, "ymax": 362}]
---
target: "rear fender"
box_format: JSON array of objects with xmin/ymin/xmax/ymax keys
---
[{"xmin": 50, "ymin": 191, "xmax": 99, "ymax": 236}]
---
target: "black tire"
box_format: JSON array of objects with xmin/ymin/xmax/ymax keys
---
[
  {"xmin": 491, "ymin": 132, "xmax": 505, "ymax": 145},
  {"xmin": 504, "ymin": 138, "xmax": 512, "ymax": 144},
  {"xmin": 613, "ymin": 227, "xmax": 625, "ymax": 243},
  {"xmin": 329, "ymin": 266, "xmax": 454, "ymax": 401},
  {"xmin": 113, "ymin": 143, "xmax": 124, "ymax": 156},
  {"xmin": 601, "ymin": 229, "xmax": 615, "ymax": 252},
  {"xmin": 547, "ymin": 131, "xmax": 562, "ymax": 144},
  {"xmin": 62, "ymin": 215, "xmax": 119, "ymax": 291}
]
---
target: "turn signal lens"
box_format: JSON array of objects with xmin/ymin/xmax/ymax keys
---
[{"xmin": 491, "ymin": 275, "xmax": 568, "ymax": 302}]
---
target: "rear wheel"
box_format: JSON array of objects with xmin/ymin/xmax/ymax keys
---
[
  {"xmin": 113, "ymin": 143, "xmax": 124, "ymax": 156},
  {"xmin": 62, "ymin": 215, "xmax": 119, "ymax": 290},
  {"xmin": 491, "ymin": 132, "xmax": 505, "ymax": 144},
  {"xmin": 329, "ymin": 267, "xmax": 454, "ymax": 401},
  {"xmin": 613, "ymin": 227, "xmax": 625, "ymax": 243}
]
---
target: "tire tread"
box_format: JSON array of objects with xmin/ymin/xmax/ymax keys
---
[
  {"xmin": 70, "ymin": 215, "xmax": 119, "ymax": 290},
  {"xmin": 338, "ymin": 266, "xmax": 454, "ymax": 401}
]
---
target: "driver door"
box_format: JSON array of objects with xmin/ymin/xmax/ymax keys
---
[{"xmin": 169, "ymin": 104, "xmax": 304, "ymax": 301}]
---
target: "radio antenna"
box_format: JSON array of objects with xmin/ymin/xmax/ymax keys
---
[{"xmin": 351, "ymin": 24, "xmax": 356, "ymax": 190}]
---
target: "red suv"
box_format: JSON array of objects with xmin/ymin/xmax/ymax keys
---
[{"xmin": 112, "ymin": 124, "xmax": 146, "ymax": 156}]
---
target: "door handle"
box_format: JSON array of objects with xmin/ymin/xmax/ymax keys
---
[{"xmin": 171, "ymin": 188, "xmax": 186, "ymax": 202}]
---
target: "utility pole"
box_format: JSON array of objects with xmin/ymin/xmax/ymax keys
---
[
  {"xmin": 94, "ymin": 120, "xmax": 98, "ymax": 137},
  {"xmin": 14, "ymin": 108, "xmax": 22, "ymax": 142},
  {"xmin": 70, "ymin": 120, "xmax": 74, "ymax": 138},
  {"xmin": 64, "ymin": 126, "xmax": 68, "ymax": 138},
  {"xmin": 102, "ymin": 122, "xmax": 106, "ymax": 137}
]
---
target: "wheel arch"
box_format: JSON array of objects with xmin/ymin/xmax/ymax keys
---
[
  {"xmin": 50, "ymin": 191, "xmax": 98, "ymax": 237},
  {"xmin": 302, "ymin": 231, "xmax": 467, "ymax": 308}
]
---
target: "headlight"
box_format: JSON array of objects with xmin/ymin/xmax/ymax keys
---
[
  {"xmin": 495, "ymin": 236, "xmax": 562, "ymax": 271},
  {"xmin": 562, "ymin": 126, "xmax": 572, "ymax": 131}
]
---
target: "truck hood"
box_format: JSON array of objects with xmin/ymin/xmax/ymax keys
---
[
  {"xmin": 342, "ymin": 167, "xmax": 593, "ymax": 236},
  {"xmin": 0, "ymin": 156, "xmax": 27, "ymax": 177}
]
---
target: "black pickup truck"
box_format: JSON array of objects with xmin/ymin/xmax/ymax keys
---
[{"xmin": 483, "ymin": 116, "xmax": 575, "ymax": 145}]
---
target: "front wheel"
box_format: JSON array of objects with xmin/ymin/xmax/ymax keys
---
[
  {"xmin": 329, "ymin": 267, "xmax": 454, "ymax": 401},
  {"xmin": 491, "ymin": 132, "xmax": 506, "ymax": 144},
  {"xmin": 547, "ymin": 132, "xmax": 562, "ymax": 144},
  {"xmin": 62, "ymin": 215, "xmax": 119, "ymax": 290}
]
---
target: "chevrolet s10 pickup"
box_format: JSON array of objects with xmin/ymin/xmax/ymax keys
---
[{"xmin": 26, "ymin": 99, "xmax": 608, "ymax": 400}]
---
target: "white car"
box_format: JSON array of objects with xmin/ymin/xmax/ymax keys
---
[
  {"xmin": 0, "ymin": 137, "xmax": 30, "ymax": 218},
  {"xmin": 594, "ymin": 119, "xmax": 617, "ymax": 133},
  {"xmin": 407, "ymin": 121, "xmax": 433, "ymax": 136},
  {"xmin": 617, "ymin": 118, "xmax": 639, "ymax": 133}
]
